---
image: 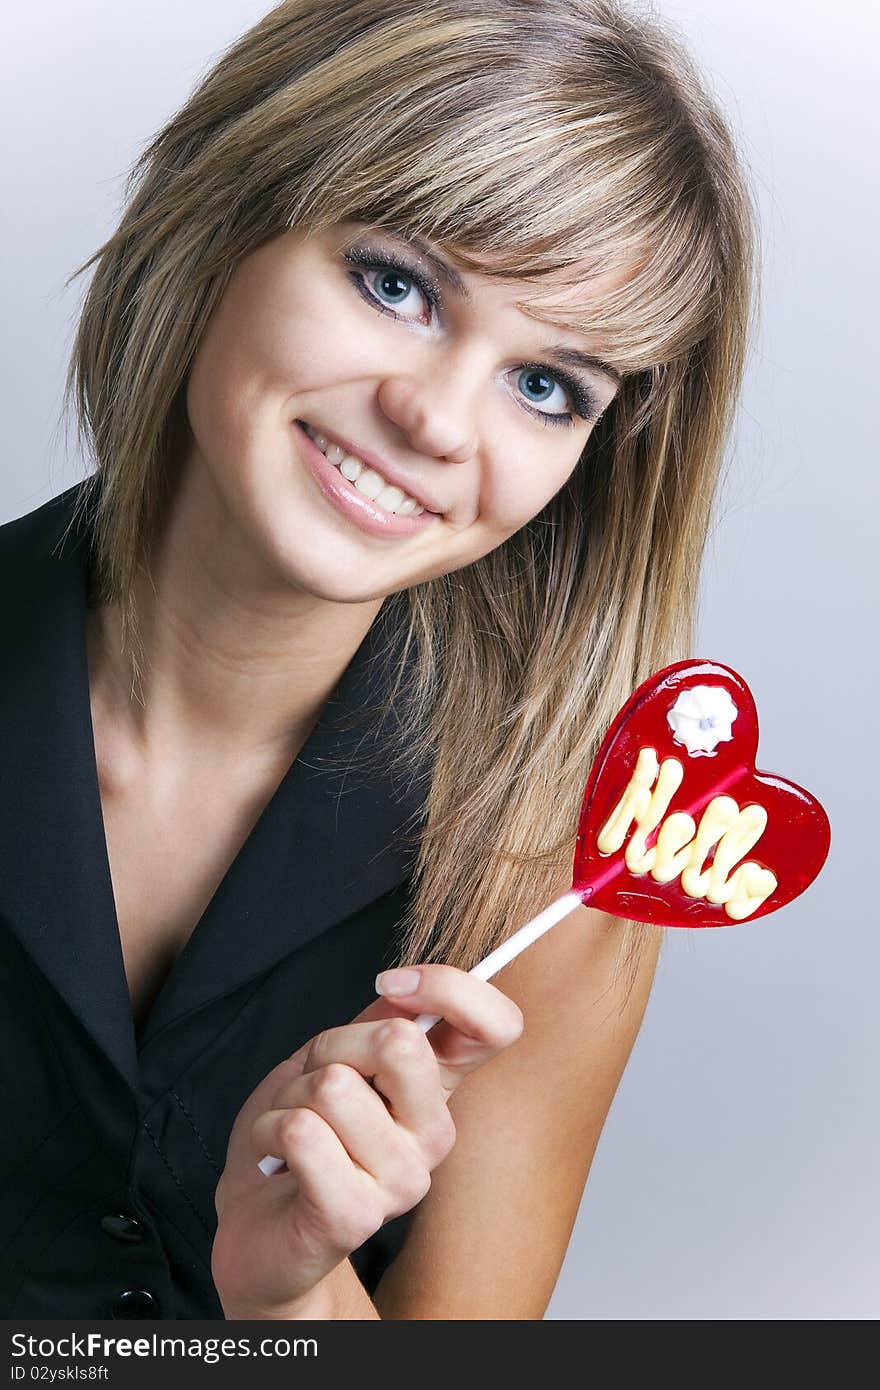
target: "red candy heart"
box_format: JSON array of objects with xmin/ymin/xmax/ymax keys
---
[{"xmin": 573, "ymin": 660, "xmax": 831, "ymax": 928}]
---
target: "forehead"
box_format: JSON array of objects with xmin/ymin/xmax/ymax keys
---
[
  {"xmin": 444, "ymin": 240, "xmax": 646, "ymax": 368},
  {"xmin": 513, "ymin": 260, "xmax": 641, "ymax": 322},
  {"xmin": 437, "ymin": 235, "xmax": 641, "ymax": 301}
]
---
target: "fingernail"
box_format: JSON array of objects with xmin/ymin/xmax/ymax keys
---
[{"xmin": 375, "ymin": 968, "xmax": 421, "ymax": 997}]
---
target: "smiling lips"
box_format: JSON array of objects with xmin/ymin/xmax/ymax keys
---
[
  {"xmin": 298, "ymin": 420, "xmax": 441, "ymax": 517},
  {"xmin": 295, "ymin": 421, "xmax": 443, "ymax": 539}
]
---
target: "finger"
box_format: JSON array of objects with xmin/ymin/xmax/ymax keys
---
[
  {"xmin": 259, "ymin": 1065, "xmax": 436, "ymax": 1210},
  {"xmin": 252, "ymin": 1105, "xmax": 385, "ymax": 1254},
  {"xmin": 270, "ymin": 1062, "xmax": 401, "ymax": 1171},
  {"xmin": 374, "ymin": 964, "xmax": 524, "ymax": 1060},
  {"xmin": 291, "ymin": 1025, "xmax": 454, "ymax": 1162}
]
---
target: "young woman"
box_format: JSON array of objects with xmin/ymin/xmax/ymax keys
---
[{"xmin": 0, "ymin": 0, "xmax": 756, "ymax": 1319}]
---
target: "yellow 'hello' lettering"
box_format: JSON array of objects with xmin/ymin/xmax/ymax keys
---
[{"xmin": 596, "ymin": 747, "xmax": 777, "ymax": 920}]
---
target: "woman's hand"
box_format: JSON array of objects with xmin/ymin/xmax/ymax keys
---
[{"xmin": 210, "ymin": 964, "xmax": 524, "ymax": 1319}]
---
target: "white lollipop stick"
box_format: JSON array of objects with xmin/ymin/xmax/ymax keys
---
[
  {"xmin": 410, "ymin": 888, "xmax": 584, "ymax": 1031},
  {"xmin": 257, "ymin": 889, "xmax": 584, "ymax": 1176}
]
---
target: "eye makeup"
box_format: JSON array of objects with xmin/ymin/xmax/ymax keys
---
[
  {"xmin": 343, "ymin": 241, "xmax": 443, "ymax": 313},
  {"xmin": 341, "ymin": 237, "xmax": 605, "ymax": 425}
]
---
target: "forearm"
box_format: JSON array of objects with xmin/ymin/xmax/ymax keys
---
[{"xmin": 220, "ymin": 1258, "xmax": 382, "ymax": 1320}]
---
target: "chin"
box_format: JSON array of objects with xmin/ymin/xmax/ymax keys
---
[
  {"xmin": 258, "ymin": 531, "xmax": 388, "ymax": 604},
  {"xmin": 296, "ymin": 571, "xmax": 389, "ymax": 605}
]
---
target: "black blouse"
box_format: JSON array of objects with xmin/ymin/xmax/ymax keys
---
[{"xmin": 0, "ymin": 481, "xmax": 430, "ymax": 1318}]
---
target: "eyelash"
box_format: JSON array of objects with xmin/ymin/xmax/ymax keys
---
[{"xmin": 341, "ymin": 247, "xmax": 602, "ymax": 428}]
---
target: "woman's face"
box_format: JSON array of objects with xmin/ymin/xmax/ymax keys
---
[{"xmin": 182, "ymin": 221, "xmax": 626, "ymax": 603}]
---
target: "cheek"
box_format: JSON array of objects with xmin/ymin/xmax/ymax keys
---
[
  {"xmin": 188, "ymin": 266, "xmax": 373, "ymax": 442},
  {"xmin": 479, "ymin": 445, "xmax": 581, "ymax": 533},
  {"xmin": 256, "ymin": 288, "xmax": 351, "ymax": 394},
  {"xmin": 258, "ymin": 274, "xmax": 380, "ymax": 398},
  {"xmin": 185, "ymin": 286, "xmax": 279, "ymax": 457}
]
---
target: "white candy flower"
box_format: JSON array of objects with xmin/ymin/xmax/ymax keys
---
[{"xmin": 667, "ymin": 684, "xmax": 738, "ymax": 756}]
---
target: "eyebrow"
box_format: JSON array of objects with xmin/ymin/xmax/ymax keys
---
[
  {"xmin": 539, "ymin": 345, "xmax": 623, "ymax": 388},
  {"xmin": 385, "ymin": 231, "xmax": 623, "ymax": 388}
]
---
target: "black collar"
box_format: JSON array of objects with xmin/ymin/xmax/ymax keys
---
[{"xmin": 0, "ymin": 482, "xmax": 429, "ymax": 1091}]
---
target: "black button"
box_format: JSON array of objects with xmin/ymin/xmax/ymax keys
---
[
  {"xmin": 101, "ymin": 1213, "xmax": 145, "ymax": 1244},
  {"xmin": 112, "ymin": 1288, "xmax": 160, "ymax": 1319}
]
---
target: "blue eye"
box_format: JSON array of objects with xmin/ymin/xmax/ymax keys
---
[
  {"xmin": 345, "ymin": 250, "xmax": 433, "ymax": 323},
  {"xmin": 517, "ymin": 367, "xmax": 570, "ymax": 417},
  {"xmin": 370, "ymin": 266, "xmax": 420, "ymax": 310},
  {"xmin": 510, "ymin": 362, "xmax": 604, "ymax": 428}
]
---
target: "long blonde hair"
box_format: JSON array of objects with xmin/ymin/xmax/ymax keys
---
[{"xmin": 61, "ymin": 0, "xmax": 758, "ymax": 998}]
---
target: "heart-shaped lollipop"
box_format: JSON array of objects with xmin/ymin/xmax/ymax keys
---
[
  {"xmin": 258, "ymin": 660, "xmax": 831, "ymax": 1174},
  {"xmin": 406, "ymin": 658, "xmax": 831, "ymax": 1035},
  {"xmin": 573, "ymin": 659, "xmax": 830, "ymax": 927}
]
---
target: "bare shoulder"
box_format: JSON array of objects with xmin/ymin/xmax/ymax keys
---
[{"xmin": 373, "ymin": 903, "xmax": 662, "ymax": 1320}]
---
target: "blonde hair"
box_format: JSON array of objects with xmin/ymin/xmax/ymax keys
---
[{"xmin": 62, "ymin": 0, "xmax": 759, "ymax": 998}]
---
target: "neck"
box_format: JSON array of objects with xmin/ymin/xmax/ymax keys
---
[{"xmin": 86, "ymin": 462, "xmax": 384, "ymax": 783}]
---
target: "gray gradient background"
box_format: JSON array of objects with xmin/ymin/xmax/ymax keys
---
[{"xmin": 3, "ymin": 2, "xmax": 875, "ymax": 1320}]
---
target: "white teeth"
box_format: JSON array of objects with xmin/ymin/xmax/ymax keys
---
[
  {"xmin": 377, "ymin": 485, "xmax": 405, "ymax": 511},
  {"xmin": 353, "ymin": 468, "xmax": 385, "ymax": 500},
  {"xmin": 302, "ymin": 423, "xmax": 431, "ymax": 516},
  {"xmin": 339, "ymin": 455, "xmax": 362, "ymax": 482}
]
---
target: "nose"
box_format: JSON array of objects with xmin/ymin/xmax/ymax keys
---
[{"xmin": 376, "ymin": 366, "xmax": 478, "ymax": 465}]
